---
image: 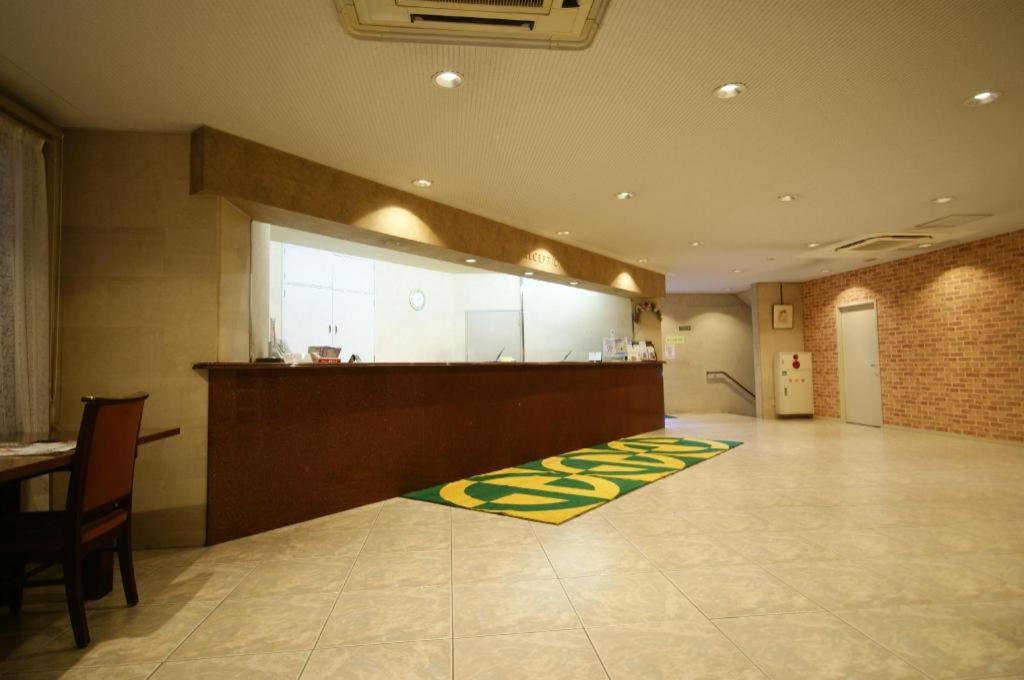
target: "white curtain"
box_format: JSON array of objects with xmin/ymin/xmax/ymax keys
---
[{"xmin": 0, "ymin": 114, "xmax": 50, "ymax": 437}]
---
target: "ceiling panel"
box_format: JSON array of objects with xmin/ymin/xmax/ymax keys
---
[{"xmin": 1, "ymin": 0, "xmax": 1021, "ymax": 292}]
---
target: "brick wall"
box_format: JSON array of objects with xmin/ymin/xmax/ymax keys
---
[{"xmin": 802, "ymin": 229, "xmax": 1024, "ymax": 442}]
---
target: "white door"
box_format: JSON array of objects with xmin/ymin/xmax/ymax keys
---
[
  {"xmin": 839, "ymin": 302, "xmax": 883, "ymax": 427},
  {"xmin": 281, "ymin": 284, "xmax": 333, "ymax": 354},
  {"xmin": 333, "ymin": 291, "xmax": 375, "ymax": 361},
  {"xmin": 466, "ymin": 310, "xmax": 523, "ymax": 362}
]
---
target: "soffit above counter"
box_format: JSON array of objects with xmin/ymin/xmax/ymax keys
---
[{"xmin": 190, "ymin": 126, "xmax": 664, "ymax": 298}]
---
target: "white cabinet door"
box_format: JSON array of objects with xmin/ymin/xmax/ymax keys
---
[
  {"xmin": 282, "ymin": 284, "xmax": 333, "ymax": 354},
  {"xmin": 283, "ymin": 244, "xmax": 334, "ymax": 288},
  {"xmin": 333, "ymin": 291, "xmax": 375, "ymax": 361},
  {"xmin": 332, "ymin": 253, "xmax": 374, "ymax": 293}
]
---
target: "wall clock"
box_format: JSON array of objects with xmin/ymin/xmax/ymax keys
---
[{"xmin": 409, "ymin": 288, "xmax": 426, "ymax": 311}]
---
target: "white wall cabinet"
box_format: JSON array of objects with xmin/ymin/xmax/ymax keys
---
[{"xmin": 281, "ymin": 244, "xmax": 375, "ymax": 360}]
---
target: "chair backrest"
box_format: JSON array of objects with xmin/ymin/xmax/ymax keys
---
[{"xmin": 68, "ymin": 394, "xmax": 148, "ymax": 520}]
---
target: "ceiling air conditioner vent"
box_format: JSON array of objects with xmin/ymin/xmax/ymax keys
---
[
  {"xmin": 336, "ymin": 0, "xmax": 608, "ymax": 49},
  {"xmin": 913, "ymin": 214, "xmax": 992, "ymax": 230},
  {"xmin": 833, "ymin": 233, "xmax": 933, "ymax": 254}
]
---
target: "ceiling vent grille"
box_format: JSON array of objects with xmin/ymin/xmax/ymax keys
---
[
  {"xmin": 913, "ymin": 214, "xmax": 992, "ymax": 230},
  {"xmin": 833, "ymin": 233, "xmax": 933, "ymax": 253},
  {"xmin": 336, "ymin": 0, "xmax": 607, "ymax": 49}
]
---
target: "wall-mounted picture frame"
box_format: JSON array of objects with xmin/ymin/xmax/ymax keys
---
[{"xmin": 773, "ymin": 304, "xmax": 794, "ymax": 329}]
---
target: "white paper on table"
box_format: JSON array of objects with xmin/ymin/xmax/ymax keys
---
[{"xmin": 0, "ymin": 441, "xmax": 76, "ymax": 457}]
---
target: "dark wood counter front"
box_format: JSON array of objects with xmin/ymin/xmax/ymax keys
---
[{"xmin": 198, "ymin": 362, "xmax": 665, "ymax": 544}]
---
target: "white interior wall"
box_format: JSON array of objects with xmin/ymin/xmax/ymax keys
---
[
  {"xmin": 373, "ymin": 261, "xmax": 456, "ymax": 362},
  {"xmin": 451, "ymin": 273, "xmax": 522, "ymax": 360},
  {"xmin": 522, "ymin": 279, "xmax": 633, "ymax": 362},
  {"xmin": 265, "ymin": 226, "xmax": 633, "ymax": 363}
]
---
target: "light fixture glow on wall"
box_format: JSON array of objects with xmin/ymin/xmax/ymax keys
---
[
  {"xmin": 615, "ymin": 191, "xmax": 634, "ymax": 200},
  {"xmin": 732, "ymin": 268, "xmax": 743, "ymax": 273},
  {"xmin": 433, "ymin": 71, "xmax": 464, "ymax": 89},
  {"xmin": 637, "ymin": 258, "xmax": 648, "ymax": 264},
  {"xmin": 964, "ymin": 90, "xmax": 1000, "ymax": 107},
  {"xmin": 464, "ymin": 258, "xmax": 477, "ymax": 263},
  {"xmin": 411, "ymin": 178, "xmax": 433, "ymax": 188},
  {"xmin": 931, "ymin": 196, "xmax": 954, "ymax": 204},
  {"xmin": 714, "ymin": 82, "xmax": 746, "ymax": 99},
  {"xmin": 569, "ymin": 281, "xmax": 579, "ymax": 286},
  {"xmin": 777, "ymin": 194, "xmax": 799, "ymax": 202},
  {"xmin": 918, "ymin": 243, "xmax": 933, "ymax": 249},
  {"xmin": 523, "ymin": 271, "xmax": 534, "ymax": 276},
  {"xmin": 806, "ymin": 242, "xmax": 821, "ymax": 248},
  {"xmin": 556, "ymin": 230, "xmax": 571, "ymax": 236}
]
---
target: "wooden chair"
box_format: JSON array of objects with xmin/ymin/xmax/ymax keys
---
[{"xmin": 1, "ymin": 394, "xmax": 148, "ymax": 648}]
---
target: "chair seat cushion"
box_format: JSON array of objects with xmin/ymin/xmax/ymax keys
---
[{"xmin": 0, "ymin": 510, "xmax": 128, "ymax": 554}]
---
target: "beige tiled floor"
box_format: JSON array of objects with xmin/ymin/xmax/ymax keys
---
[{"xmin": 3, "ymin": 414, "xmax": 1023, "ymax": 679}]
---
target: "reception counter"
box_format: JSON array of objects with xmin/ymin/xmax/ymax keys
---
[{"xmin": 194, "ymin": 361, "xmax": 665, "ymax": 544}]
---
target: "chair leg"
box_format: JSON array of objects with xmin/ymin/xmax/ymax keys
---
[
  {"xmin": 116, "ymin": 527, "xmax": 139, "ymax": 607},
  {"xmin": 63, "ymin": 555, "xmax": 90, "ymax": 648},
  {"xmin": 8, "ymin": 560, "xmax": 25, "ymax": 615}
]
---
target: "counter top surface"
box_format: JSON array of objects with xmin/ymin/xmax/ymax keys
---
[{"xmin": 194, "ymin": 361, "xmax": 664, "ymax": 370}]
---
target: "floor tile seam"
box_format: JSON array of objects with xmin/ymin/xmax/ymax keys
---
[
  {"xmin": 451, "ymin": 622, "xmax": 582, "ymax": 641},
  {"xmin": 528, "ymin": 521, "xmax": 611, "ymax": 680},
  {"xmin": 609, "ymin": 515, "xmax": 770, "ymax": 678},
  {"xmin": 313, "ymin": 632, "xmax": 453, "ymax": 653},
  {"xmin": 7, "ymin": 566, "xmax": 255, "ymax": 677},
  {"xmin": 846, "ymin": 552, "xmax": 1022, "ymax": 592},
  {"xmin": 825, "ymin": 608, "xmax": 945, "ymax": 679},
  {"xmin": 449, "ymin": 510, "xmax": 454, "ymax": 680},
  {"xmin": 298, "ymin": 501, "xmax": 385, "ymax": 679},
  {"xmin": 157, "ymin": 550, "xmax": 278, "ymax": 669}
]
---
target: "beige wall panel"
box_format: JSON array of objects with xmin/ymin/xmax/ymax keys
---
[
  {"xmin": 660, "ymin": 294, "xmax": 755, "ymax": 416},
  {"xmin": 191, "ymin": 126, "xmax": 664, "ymax": 298},
  {"xmin": 60, "ymin": 130, "xmax": 224, "ymax": 546},
  {"xmin": 751, "ymin": 282, "xmax": 805, "ymax": 419}
]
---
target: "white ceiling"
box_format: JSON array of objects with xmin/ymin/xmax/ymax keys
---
[{"xmin": 2, "ymin": 0, "xmax": 1022, "ymax": 293}]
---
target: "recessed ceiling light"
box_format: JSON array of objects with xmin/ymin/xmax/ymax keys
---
[
  {"xmin": 821, "ymin": 269, "xmax": 831, "ymax": 273},
  {"xmin": 523, "ymin": 271, "xmax": 534, "ymax": 277},
  {"xmin": 569, "ymin": 281, "xmax": 579, "ymax": 286},
  {"xmin": 931, "ymin": 196, "xmax": 954, "ymax": 204},
  {"xmin": 732, "ymin": 268, "xmax": 743, "ymax": 273},
  {"xmin": 556, "ymin": 230, "xmax": 571, "ymax": 236},
  {"xmin": 690, "ymin": 241, "xmax": 702, "ymax": 247},
  {"xmin": 411, "ymin": 178, "xmax": 432, "ymax": 188},
  {"xmin": 714, "ymin": 82, "xmax": 746, "ymax": 99},
  {"xmin": 778, "ymin": 194, "xmax": 799, "ymax": 202},
  {"xmin": 917, "ymin": 243, "xmax": 933, "ymax": 249},
  {"xmin": 964, "ymin": 90, "xmax": 1000, "ymax": 107},
  {"xmin": 464, "ymin": 258, "xmax": 477, "ymax": 263},
  {"xmin": 807, "ymin": 242, "xmax": 821, "ymax": 248},
  {"xmin": 433, "ymin": 70, "xmax": 464, "ymax": 89},
  {"xmin": 615, "ymin": 191, "xmax": 634, "ymax": 200},
  {"xmin": 637, "ymin": 258, "xmax": 648, "ymax": 264}
]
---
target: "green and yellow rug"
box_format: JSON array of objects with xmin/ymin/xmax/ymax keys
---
[{"xmin": 404, "ymin": 435, "xmax": 742, "ymax": 524}]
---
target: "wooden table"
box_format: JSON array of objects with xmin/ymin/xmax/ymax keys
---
[
  {"xmin": 0, "ymin": 427, "xmax": 181, "ymax": 599},
  {"xmin": 0, "ymin": 428, "xmax": 180, "ymax": 484}
]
